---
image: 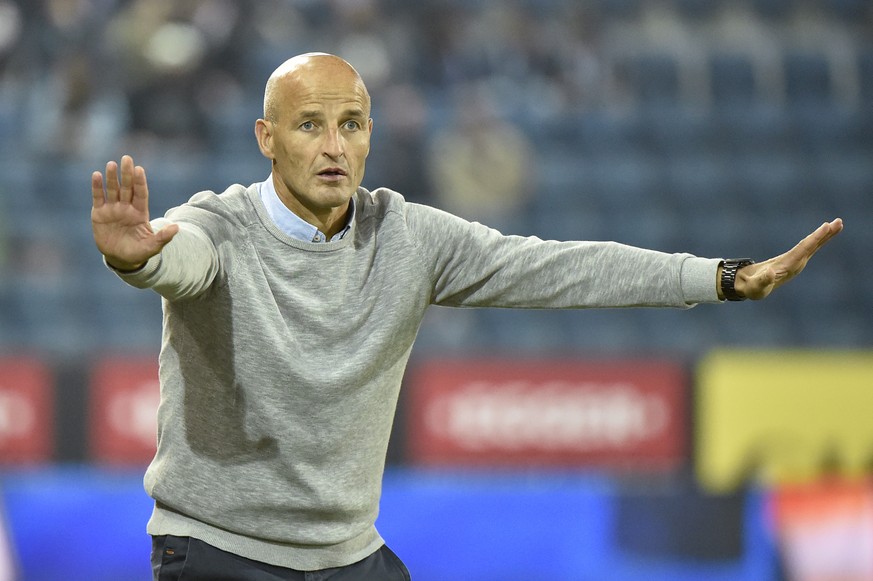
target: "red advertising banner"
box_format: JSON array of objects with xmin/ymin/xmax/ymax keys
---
[
  {"xmin": 0, "ymin": 356, "xmax": 53, "ymax": 463},
  {"xmin": 89, "ymin": 355, "xmax": 160, "ymax": 465},
  {"xmin": 407, "ymin": 358, "xmax": 687, "ymax": 469}
]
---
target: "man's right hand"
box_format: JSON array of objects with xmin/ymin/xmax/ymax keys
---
[{"xmin": 91, "ymin": 155, "xmax": 179, "ymax": 271}]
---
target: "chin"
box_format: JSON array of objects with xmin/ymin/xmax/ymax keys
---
[{"xmin": 315, "ymin": 190, "xmax": 354, "ymax": 208}]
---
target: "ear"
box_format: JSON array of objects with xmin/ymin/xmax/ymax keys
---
[{"xmin": 255, "ymin": 119, "xmax": 274, "ymax": 160}]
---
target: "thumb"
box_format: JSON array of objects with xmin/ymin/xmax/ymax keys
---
[
  {"xmin": 152, "ymin": 223, "xmax": 180, "ymax": 250},
  {"xmin": 746, "ymin": 265, "xmax": 777, "ymax": 300}
]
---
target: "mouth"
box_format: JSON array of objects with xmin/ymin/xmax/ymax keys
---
[{"xmin": 316, "ymin": 167, "xmax": 348, "ymax": 181}]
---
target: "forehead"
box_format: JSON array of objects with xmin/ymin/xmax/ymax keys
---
[{"xmin": 275, "ymin": 64, "xmax": 369, "ymax": 117}]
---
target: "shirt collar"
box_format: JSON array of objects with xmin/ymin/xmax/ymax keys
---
[{"xmin": 258, "ymin": 174, "xmax": 354, "ymax": 243}]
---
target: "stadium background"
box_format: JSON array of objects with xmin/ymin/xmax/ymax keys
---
[{"xmin": 0, "ymin": 0, "xmax": 871, "ymax": 579}]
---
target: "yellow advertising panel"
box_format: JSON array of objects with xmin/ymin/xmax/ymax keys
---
[{"xmin": 696, "ymin": 350, "xmax": 873, "ymax": 492}]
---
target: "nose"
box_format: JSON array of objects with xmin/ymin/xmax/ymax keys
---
[{"xmin": 322, "ymin": 127, "xmax": 345, "ymax": 159}]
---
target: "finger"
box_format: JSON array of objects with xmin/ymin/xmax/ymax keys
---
[
  {"xmin": 131, "ymin": 165, "xmax": 150, "ymax": 213},
  {"xmin": 815, "ymin": 218, "xmax": 844, "ymax": 250},
  {"xmin": 769, "ymin": 220, "xmax": 841, "ymax": 288},
  {"xmin": 91, "ymin": 171, "xmax": 105, "ymax": 208},
  {"xmin": 787, "ymin": 219, "xmax": 843, "ymax": 263},
  {"xmin": 803, "ymin": 221, "xmax": 837, "ymax": 255},
  {"xmin": 119, "ymin": 155, "xmax": 135, "ymax": 204},
  {"xmin": 105, "ymin": 160, "xmax": 120, "ymax": 203},
  {"xmin": 811, "ymin": 218, "xmax": 842, "ymax": 248}
]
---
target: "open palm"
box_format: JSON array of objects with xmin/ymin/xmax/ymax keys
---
[{"xmin": 91, "ymin": 155, "xmax": 178, "ymax": 271}]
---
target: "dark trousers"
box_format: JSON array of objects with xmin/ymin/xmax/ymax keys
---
[{"xmin": 151, "ymin": 535, "xmax": 411, "ymax": 581}]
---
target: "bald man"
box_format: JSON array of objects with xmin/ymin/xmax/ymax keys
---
[{"xmin": 91, "ymin": 53, "xmax": 842, "ymax": 580}]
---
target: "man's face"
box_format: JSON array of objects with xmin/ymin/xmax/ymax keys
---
[{"xmin": 257, "ymin": 58, "xmax": 372, "ymax": 226}]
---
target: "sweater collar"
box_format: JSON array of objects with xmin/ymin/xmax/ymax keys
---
[{"xmin": 257, "ymin": 174, "xmax": 355, "ymax": 243}]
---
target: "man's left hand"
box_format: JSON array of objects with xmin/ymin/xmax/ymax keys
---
[{"xmin": 727, "ymin": 218, "xmax": 844, "ymax": 301}]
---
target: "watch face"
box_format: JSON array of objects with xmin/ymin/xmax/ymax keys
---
[{"xmin": 726, "ymin": 258, "xmax": 754, "ymax": 267}]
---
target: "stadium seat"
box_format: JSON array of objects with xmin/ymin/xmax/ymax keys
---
[
  {"xmin": 640, "ymin": 106, "xmax": 716, "ymax": 155},
  {"xmin": 783, "ymin": 51, "xmax": 833, "ymax": 107},
  {"xmin": 710, "ymin": 104, "xmax": 792, "ymax": 154},
  {"xmin": 619, "ymin": 53, "xmax": 682, "ymax": 106},
  {"xmin": 860, "ymin": 47, "xmax": 873, "ymax": 105},
  {"xmin": 709, "ymin": 53, "xmax": 757, "ymax": 106}
]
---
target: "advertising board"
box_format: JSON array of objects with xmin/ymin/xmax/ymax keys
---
[{"xmin": 407, "ymin": 358, "xmax": 687, "ymax": 469}]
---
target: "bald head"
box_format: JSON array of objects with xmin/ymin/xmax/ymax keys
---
[{"xmin": 263, "ymin": 53, "xmax": 371, "ymax": 123}]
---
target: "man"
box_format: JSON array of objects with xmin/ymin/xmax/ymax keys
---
[{"xmin": 91, "ymin": 53, "xmax": 842, "ymax": 580}]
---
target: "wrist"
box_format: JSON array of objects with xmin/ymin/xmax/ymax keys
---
[{"xmin": 105, "ymin": 257, "xmax": 146, "ymax": 273}]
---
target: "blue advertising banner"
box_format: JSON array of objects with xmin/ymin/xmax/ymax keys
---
[{"xmin": 0, "ymin": 468, "xmax": 779, "ymax": 581}]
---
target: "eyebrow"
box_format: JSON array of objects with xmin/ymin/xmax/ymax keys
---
[
  {"xmin": 295, "ymin": 110, "xmax": 324, "ymax": 120},
  {"xmin": 295, "ymin": 108, "xmax": 368, "ymax": 120}
]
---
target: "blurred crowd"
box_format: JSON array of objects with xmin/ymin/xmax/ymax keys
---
[
  {"xmin": 0, "ymin": 0, "xmax": 871, "ymax": 356},
  {"xmin": 0, "ymin": 0, "xmax": 869, "ymax": 153}
]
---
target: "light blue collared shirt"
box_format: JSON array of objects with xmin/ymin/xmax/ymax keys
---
[{"xmin": 257, "ymin": 175, "xmax": 354, "ymax": 243}]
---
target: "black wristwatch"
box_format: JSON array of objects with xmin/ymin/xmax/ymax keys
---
[{"xmin": 721, "ymin": 258, "xmax": 755, "ymax": 301}]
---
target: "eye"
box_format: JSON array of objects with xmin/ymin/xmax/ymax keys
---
[
  {"xmin": 343, "ymin": 120, "xmax": 361, "ymax": 131},
  {"xmin": 299, "ymin": 121, "xmax": 316, "ymax": 131}
]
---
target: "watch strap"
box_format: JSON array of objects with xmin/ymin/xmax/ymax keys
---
[{"xmin": 721, "ymin": 258, "xmax": 755, "ymax": 301}]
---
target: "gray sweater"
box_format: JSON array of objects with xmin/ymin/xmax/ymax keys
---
[{"xmin": 114, "ymin": 184, "xmax": 721, "ymax": 570}]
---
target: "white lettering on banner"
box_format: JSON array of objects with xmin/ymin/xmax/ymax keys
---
[
  {"xmin": 0, "ymin": 392, "xmax": 35, "ymax": 438},
  {"xmin": 107, "ymin": 381, "xmax": 160, "ymax": 445},
  {"xmin": 425, "ymin": 381, "xmax": 668, "ymax": 451}
]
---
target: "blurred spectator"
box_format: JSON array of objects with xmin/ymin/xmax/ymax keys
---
[
  {"xmin": 427, "ymin": 83, "xmax": 534, "ymax": 230},
  {"xmin": 105, "ymin": 0, "xmax": 218, "ymax": 154},
  {"xmin": 0, "ymin": 1, "xmax": 21, "ymax": 64},
  {"xmin": 24, "ymin": 51, "xmax": 128, "ymax": 161}
]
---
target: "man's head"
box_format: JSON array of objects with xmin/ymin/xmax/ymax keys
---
[{"xmin": 255, "ymin": 53, "xmax": 373, "ymax": 236}]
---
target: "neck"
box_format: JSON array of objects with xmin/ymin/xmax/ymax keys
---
[
  {"xmin": 319, "ymin": 207, "xmax": 350, "ymax": 240},
  {"xmin": 273, "ymin": 180, "xmax": 350, "ymax": 239}
]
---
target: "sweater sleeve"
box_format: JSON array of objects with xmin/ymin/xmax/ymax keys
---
[
  {"xmin": 106, "ymin": 188, "xmax": 254, "ymax": 299},
  {"xmin": 404, "ymin": 202, "xmax": 722, "ymax": 309},
  {"xmin": 106, "ymin": 217, "xmax": 220, "ymax": 301}
]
